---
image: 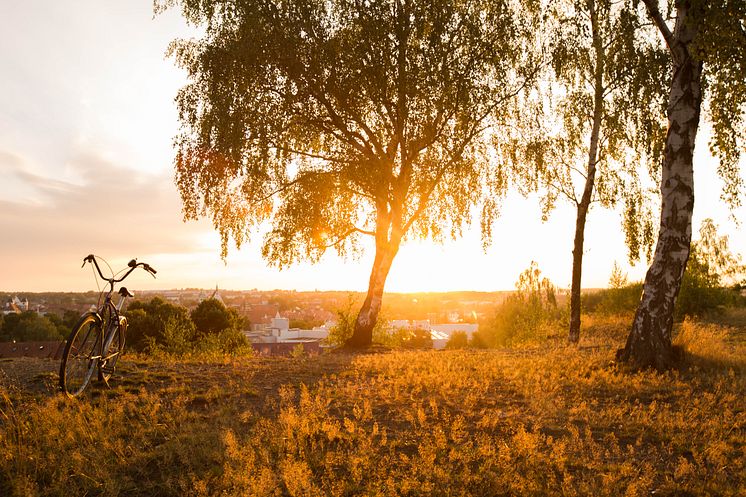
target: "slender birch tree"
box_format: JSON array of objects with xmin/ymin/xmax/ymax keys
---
[
  {"xmin": 161, "ymin": 0, "xmax": 537, "ymax": 347},
  {"xmin": 617, "ymin": 0, "xmax": 745, "ymax": 369},
  {"xmin": 505, "ymin": 0, "xmax": 668, "ymax": 343}
]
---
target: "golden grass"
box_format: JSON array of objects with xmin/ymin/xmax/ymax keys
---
[{"xmin": 0, "ymin": 318, "xmax": 744, "ymax": 496}]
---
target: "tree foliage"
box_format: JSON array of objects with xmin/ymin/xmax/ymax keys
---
[
  {"xmin": 164, "ymin": 0, "xmax": 537, "ymax": 256},
  {"xmin": 126, "ymin": 297, "xmax": 197, "ymax": 352},
  {"xmin": 0, "ymin": 311, "xmax": 63, "ymax": 342},
  {"xmin": 507, "ymin": 0, "xmax": 667, "ymax": 261},
  {"xmin": 688, "ymin": 0, "xmax": 746, "ymax": 207},
  {"xmin": 191, "ymin": 298, "xmax": 242, "ymax": 335},
  {"xmin": 161, "ymin": 0, "xmax": 540, "ymax": 346},
  {"xmin": 126, "ymin": 297, "xmax": 250, "ymax": 356}
]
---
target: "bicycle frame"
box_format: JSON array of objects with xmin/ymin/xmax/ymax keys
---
[
  {"xmin": 87, "ymin": 254, "xmax": 156, "ymax": 366},
  {"xmin": 93, "ymin": 289, "xmax": 127, "ymax": 366}
]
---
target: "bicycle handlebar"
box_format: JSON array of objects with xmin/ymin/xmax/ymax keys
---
[{"xmin": 82, "ymin": 254, "xmax": 157, "ymax": 284}]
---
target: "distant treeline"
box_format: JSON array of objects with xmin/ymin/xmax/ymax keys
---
[
  {"xmin": 0, "ymin": 298, "xmax": 251, "ymax": 357},
  {"xmin": 0, "ymin": 310, "xmax": 78, "ymax": 342}
]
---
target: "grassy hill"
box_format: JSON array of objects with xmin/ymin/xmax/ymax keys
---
[{"xmin": 1, "ymin": 314, "xmax": 744, "ymax": 496}]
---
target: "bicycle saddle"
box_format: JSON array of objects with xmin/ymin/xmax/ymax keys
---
[{"xmin": 118, "ymin": 287, "xmax": 135, "ymax": 298}]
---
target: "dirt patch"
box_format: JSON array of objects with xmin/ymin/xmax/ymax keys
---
[
  {"xmin": 0, "ymin": 352, "xmax": 356, "ymax": 413},
  {"xmin": 0, "ymin": 357, "xmax": 60, "ymax": 397}
]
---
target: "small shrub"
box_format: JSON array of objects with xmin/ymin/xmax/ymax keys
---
[
  {"xmin": 290, "ymin": 343, "xmax": 307, "ymax": 359},
  {"xmin": 582, "ymin": 262, "xmax": 642, "ymax": 316},
  {"xmin": 476, "ymin": 262, "xmax": 564, "ymax": 347},
  {"xmin": 196, "ymin": 328, "xmax": 253, "ymax": 357},
  {"xmin": 583, "ymin": 283, "xmax": 643, "ymax": 316},
  {"xmin": 445, "ymin": 331, "xmax": 468, "ymax": 349},
  {"xmin": 325, "ymin": 294, "xmax": 390, "ymax": 347},
  {"xmin": 398, "ymin": 328, "xmax": 433, "ymax": 349},
  {"xmin": 675, "ymin": 251, "xmax": 734, "ymax": 319}
]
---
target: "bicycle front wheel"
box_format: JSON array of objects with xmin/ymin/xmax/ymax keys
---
[{"xmin": 59, "ymin": 313, "xmax": 101, "ymax": 397}]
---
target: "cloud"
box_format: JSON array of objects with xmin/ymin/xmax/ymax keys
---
[{"xmin": 0, "ymin": 148, "xmax": 210, "ymax": 288}]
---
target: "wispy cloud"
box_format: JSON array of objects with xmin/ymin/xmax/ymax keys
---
[{"xmin": 0, "ymin": 147, "xmax": 211, "ymax": 288}]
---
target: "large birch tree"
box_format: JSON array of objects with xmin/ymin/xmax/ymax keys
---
[
  {"xmin": 617, "ymin": 0, "xmax": 745, "ymax": 369},
  {"xmin": 161, "ymin": 0, "xmax": 537, "ymax": 347}
]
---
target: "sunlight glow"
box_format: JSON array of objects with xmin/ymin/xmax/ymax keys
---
[{"xmin": 0, "ymin": 2, "xmax": 743, "ymax": 294}]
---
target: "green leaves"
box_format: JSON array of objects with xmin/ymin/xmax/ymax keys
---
[
  {"xmin": 165, "ymin": 0, "xmax": 535, "ymax": 267},
  {"xmin": 507, "ymin": 0, "xmax": 666, "ymax": 263}
]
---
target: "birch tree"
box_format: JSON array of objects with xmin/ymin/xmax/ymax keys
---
[
  {"xmin": 617, "ymin": 0, "xmax": 745, "ymax": 369},
  {"xmin": 161, "ymin": 0, "xmax": 537, "ymax": 347},
  {"xmin": 505, "ymin": 0, "xmax": 668, "ymax": 343}
]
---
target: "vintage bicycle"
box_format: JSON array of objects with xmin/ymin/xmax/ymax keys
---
[{"xmin": 59, "ymin": 254, "xmax": 156, "ymax": 397}]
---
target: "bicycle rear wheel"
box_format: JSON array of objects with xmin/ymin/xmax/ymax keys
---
[{"xmin": 59, "ymin": 313, "xmax": 101, "ymax": 397}]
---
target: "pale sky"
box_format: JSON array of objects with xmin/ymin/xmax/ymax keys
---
[{"xmin": 1, "ymin": 1, "xmax": 743, "ymax": 293}]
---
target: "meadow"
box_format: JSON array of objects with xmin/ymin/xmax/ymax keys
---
[{"xmin": 1, "ymin": 313, "xmax": 744, "ymax": 496}]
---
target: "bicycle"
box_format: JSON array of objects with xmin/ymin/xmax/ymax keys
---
[{"xmin": 59, "ymin": 254, "xmax": 156, "ymax": 397}]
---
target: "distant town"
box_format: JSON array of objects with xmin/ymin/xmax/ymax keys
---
[{"xmin": 1, "ymin": 289, "xmax": 521, "ymax": 352}]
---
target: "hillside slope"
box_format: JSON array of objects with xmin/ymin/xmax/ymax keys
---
[{"xmin": 1, "ymin": 320, "xmax": 744, "ymax": 496}]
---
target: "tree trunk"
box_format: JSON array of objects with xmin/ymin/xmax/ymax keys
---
[
  {"xmin": 568, "ymin": 0, "xmax": 603, "ymax": 344},
  {"xmin": 568, "ymin": 183, "xmax": 595, "ymax": 343},
  {"xmin": 617, "ymin": 2, "xmax": 702, "ymax": 369},
  {"xmin": 345, "ymin": 240, "xmax": 398, "ymax": 348}
]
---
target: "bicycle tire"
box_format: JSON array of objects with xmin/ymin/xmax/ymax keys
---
[
  {"xmin": 99, "ymin": 318, "xmax": 125, "ymax": 383},
  {"xmin": 59, "ymin": 312, "xmax": 101, "ymax": 397}
]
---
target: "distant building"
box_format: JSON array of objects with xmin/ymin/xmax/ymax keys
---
[
  {"xmin": 242, "ymin": 303, "xmax": 280, "ymax": 326},
  {"xmin": 3, "ymin": 296, "xmax": 29, "ymax": 315},
  {"xmin": 388, "ymin": 319, "xmax": 478, "ymax": 350},
  {"xmin": 245, "ymin": 313, "xmax": 331, "ymax": 345},
  {"xmin": 429, "ymin": 323, "xmax": 478, "ymax": 350}
]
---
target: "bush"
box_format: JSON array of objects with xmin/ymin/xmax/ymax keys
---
[
  {"xmin": 582, "ymin": 263, "xmax": 641, "ymax": 316},
  {"xmin": 128, "ymin": 297, "xmax": 251, "ymax": 357},
  {"xmin": 675, "ymin": 219, "xmax": 744, "ymax": 319},
  {"xmin": 144, "ymin": 314, "xmax": 199, "ymax": 356},
  {"xmin": 475, "ymin": 262, "xmax": 564, "ymax": 347},
  {"xmin": 125, "ymin": 297, "xmax": 197, "ymax": 352},
  {"xmin": 325, "ymin": 295, "xmax": 390, "ymax": 347},
  {"xmin": 0, "ymin": 311, "xmax": 64, "ymax": 342},
  {"xmin": 395, "ymin": 328, "xmax": 433, "ymax": 349},
  {"xmin": 675, "ymin": 248, "xmax": 737, "ymax": 319},
  {"xmin": 194, "ymin": 328, "xmax": 253, "ymax": 357},
  {"xmin": 583, "ymin": 285, "xmax": 643, "ymax": 316},
  {"xmin": 445, "ymin": 331, "xmax": 469, "ymax": 349}
]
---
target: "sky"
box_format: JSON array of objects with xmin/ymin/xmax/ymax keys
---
[{"xmin": 1, "ymin": 0, "xmax": 744, "ymax": 294}]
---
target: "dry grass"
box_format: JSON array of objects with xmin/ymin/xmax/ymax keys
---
[{"xmin": 0, "ymin": 316, "xmax": 744, "ymax": 496}]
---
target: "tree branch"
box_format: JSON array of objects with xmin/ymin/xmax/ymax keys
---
[
  {"xmin": 316, "ymin": 228, "xmax": 358, "ymax": 249},
  {"xmin": 641, "ymin": 0, "xmax": 675, "ymax": 54},
  {"xmin": 273, "ymin": 145, "xmax": 356, "ymax": 164},
  {"xmin": 308, "ymin": 90, "xmax": 380, "ymax": 160}
]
